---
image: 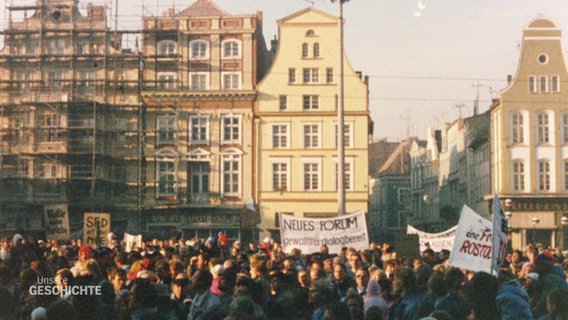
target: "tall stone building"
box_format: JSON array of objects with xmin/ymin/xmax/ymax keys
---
[
  {"xmin": 491, "ymin": 17, "xmax": 568, "ymax": 249},
  {"xmin": 255, "ymin": 7, "xmax": 370, "ymax": 238},
  {"xmin": 140, "ymin": 0, "xmax": 269, "ymax": 241},
  {"xmin": 0, "ymin": 0, "xmax": 140, "ymax": 236}
]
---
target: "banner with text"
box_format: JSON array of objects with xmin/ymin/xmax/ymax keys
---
[
  {"xmin": 406, "ymin": 225, "xmax": 458, "ymax": 253},
  {"xmin": 492, "ymin": 195, "xmax": 508, "ymax": 273},
  {"xmin": 448, "ymin": 205, "xmax": 493, "ymax": 273},
  {"xmin": 124, "ymin": 233, "xmax": 143, "ymax": 253},
  {"xmin": 83, "ymin": 213, "xmax": 111, "ymax": 248},
  {"xmin": 279, "ymin": 210, "xmax": 368, "ymax": 254},
  {"xmin": 44, "ymin": 204, "xmax": 70, "ymax": 240}
]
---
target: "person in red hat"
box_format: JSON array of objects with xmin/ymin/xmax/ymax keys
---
[{"xmin": 71, "ymin": 246, "xmax": 91, "ymax": 277}]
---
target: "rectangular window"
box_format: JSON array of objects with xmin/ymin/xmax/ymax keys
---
[
  {"xmin": 272, "ymin": 124, "xmax": 289, "ymax": 148},
  {"xmin": 303, "ymin": 124, "xmax": 320, "ymax": 148},
  {"xmin": 157, "ymin": 115, "xmax": 176, "ymax": 145},
  {"xmin": 48, "ymin": 72, "xmax": 63, "ymax": 90},
  {"xmin": 279, "ymin": 95, "xmax": 287, "ymax": 111},
  {"xmin": 564, "ymin": 161, "xmax": 568, "ymax": 191},
  {"xmin": 189, "ymin": 115, "xmax": 209, "ymax": 145},
  {"xmin": 529, "ymin": 76, "xmax": 536, "ymax": 93},
  {"xmin": 537, "ymin": 113, "xmax": 550, "ymax": 143},
  {"xmin": 190, "ymin": 162, "xmax": 210, "ymax": 194},
  {"xmin": 288, "ymin": 68, "xmax": 296, "ymax": 84},
  {"xmin": 190, "ymin": 41, "xmax": 208, "ymax": 59},
  {"xmin": 222, "ymin": 72, "xmax": 241, "ymax": 90},
  {"xmin": 189, "ymin": 73, "xmax": 208, "ymax": 91},
  {"xmin": 222, "ymin": 115, "xmax": 240, "ymax": 143},
  {"xmin": 272, "ymin": 162, "xmax": 288, "ymax": 191},
  {"xmin": 540, "ymin": 76, "xmax": 548, "ymax": 92},
  {"xmin": 511, "ymin": 113, "xmax": 524, "ymax": 144},
  {"xmin": 552, "ymin": 76, "xmax": 560, "ymax": 92},
  {"xmin": 222, "ymin": 157, "xmax": 240, "ymax": 195},
  {"xmin": 302, "ymin": 43, "xmax": 309, "ymax": 58},
  {"xmin": 398, "ymin": 188, "xmax": 410, "ymax": 204},
  {"xmin": 158, "ymin": 161, "xmax": 176, "ymax": 195},
  {"xmin": 512, "ymin": 161, "xmax": 525, "ymax": 192},
  {"xmin": 335, "ymin": 123, "xmax": 353, "ymax": 148},
  {"xmin": 222, "ymin": 40, "xmax": 240, "ymax": 58},
  {"xmin": 538, "ymin": 160, "xmax": 551, "ymax": 192},
  {"xmin": 326, "ymin": 68, "xmax": 334, "ymax": 83},
  {"xmin": 157, "ymin": 73, "xmax": 177, "ymax": 90},
  {"xmin": 303, "ymin": 68, "xmax": 319, "ymax": 84},
  {"xmin": 334, "ymin": 160, "xmax": 353, "ymax": 191},
  {"xmin": 303, "ymin": 95, "xmax": 319, "ymax": 110},
  {"xmin": 303, "ymin": 161, "xmax": 320, "ymax": 191},
  {"xmin": 79, "ymin": 71, "xmax": 95, "ymax": 88}
]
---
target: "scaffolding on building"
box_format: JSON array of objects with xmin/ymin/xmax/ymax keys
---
[{"xmin": 0, "ymin": 0, "xmax": 144, "ymax": 234}]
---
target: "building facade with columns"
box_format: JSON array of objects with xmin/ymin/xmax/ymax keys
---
[{"xmin": 490, "ymin": 17, "xmax": 568, "ymax": 249}]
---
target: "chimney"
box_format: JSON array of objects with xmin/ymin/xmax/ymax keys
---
[{"xmin": 507, "ymin": 74, "xmax": 512, "ymax": 84}]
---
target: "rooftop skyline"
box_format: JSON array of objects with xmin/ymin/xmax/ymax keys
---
[{"xmin": 4, "ymin": 0, "xmax": 568, "ymax": 140}]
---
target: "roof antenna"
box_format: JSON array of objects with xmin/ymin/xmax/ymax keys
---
[{"xmin": 303, "ymin": 0, "xmax": 315, "ymax": 6}]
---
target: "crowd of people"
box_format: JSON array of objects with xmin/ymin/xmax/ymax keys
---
[{"xmin": 0, "ymin": 232, "xmax": 567, "ymax": 320}]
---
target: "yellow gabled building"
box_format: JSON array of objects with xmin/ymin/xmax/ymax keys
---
[
  {"xmin": 491, "ymin": 18, "xmax": 568, "ymax": 249},
  {"xmin": 255, "ymin": 7, "xmax": 370, "ymax": 238}
]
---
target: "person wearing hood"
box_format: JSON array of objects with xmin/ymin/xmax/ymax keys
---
[
  {"xmin": 496, "ymin": 270, "xmax": 533, "ymax": 320},
  {"xmin": 532, "ymin": 251, "xmax": 568, "ymax": 318},
  {"xmin": 364, "ymin": 278, "xmax": 388, "ymax": 315}
]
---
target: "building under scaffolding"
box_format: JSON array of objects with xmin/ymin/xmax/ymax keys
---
[
  {"xmin": 0, "ymin": 0, "xmax": 139, "ymax": 237},
  {"xmin": 0, "ymin": 0, "xmax": 270, "ymax": 242}
]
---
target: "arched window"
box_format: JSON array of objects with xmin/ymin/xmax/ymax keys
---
[
  {"xmin": 221, "ymin": 39, "xmax": 241, "ymax": 59},
  {"xmin": 302, "ymin": 43, "xmax": 309, "ymax": 58},
  {"xmin": 306, "ymin": 29, "xmax": 315, "ymax": 37},
  {"xmin": 189, "ymin": 39, "xmax": 209, "ymax": 59},
  {"xmin": 313, "ymin": 43, "xmax": 320, "ymax": 58},
  {"xmin": 157, "ymin": 40, "xmax": 177, "ymax": 55}
]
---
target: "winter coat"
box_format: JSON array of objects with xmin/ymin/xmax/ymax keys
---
[
  {"xmin": 496, "ymin": 279, "xmax": 533, "ymax": 320},
  {"xmin": 387, "ymin": 293, "xmax": 422, "ymax": 320}
]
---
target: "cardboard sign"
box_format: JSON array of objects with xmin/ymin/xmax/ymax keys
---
[
  {"xmin": 448, "ymin": 205, "xmax": 493, "ymax": 273},
  {"xmin": 124, "ymin": 233, "xmax": 143, "ymax": 253},
  {"xmin": 83, "ymin": 213, "xmax": 111, "ymax": 248},
  {"xmin": 44, "ymin": 204, "xmax": 70, "ymax": 240},
  {"xmin": 395, "ymin": 234, "xmax": 421, "ymax": 260},
  {"xmin": 279, "ymin": 209, "xmax": 368, "ymax": 254}
]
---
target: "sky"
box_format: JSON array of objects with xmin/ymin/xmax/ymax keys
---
[{"xmin": 4, "ymin": 0, "xmax": 568, "ymax": 141}]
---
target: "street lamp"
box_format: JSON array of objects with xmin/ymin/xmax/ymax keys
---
[
  {"xmin": 331, "ymin": 0, "xmax": 349, "ymax": 215},
  {"xmin": 531, "ymin": 217, "xmax": 540, "ymax": 245}
]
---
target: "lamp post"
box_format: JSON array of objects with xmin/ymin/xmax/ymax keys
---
[
  {"xmin": 562, "ymin": 216, "xmax": 568, "ymax": 249},
  {"xmin": 531, "ymin": 217, "xmax": 540, "ymax": 246},
  {"xmin": 504, "ymin": 199, "xmax": 512, "ymax": 248},
  {"xmin": 331, "ymin": 0, "xmax": 348, "ymax": 215}
]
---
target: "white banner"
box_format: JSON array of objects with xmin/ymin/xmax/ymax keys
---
[
  {"xmin": 448, "ymin": 205, "xmax": 493, "ymax": 273},
  {"xmin": 124, "ymin": 233, "xmax": 143, "ymax": 253},
  {"xmin": 279, "ymin": 210, "xmax": 369, "ymax": 254},
  {"xmin": 406, "ymin": 225, "xmax": 458, "ymax": 253},
  {"xmin": 492, "ymin": 195, "xmax": 508, "ymax": 273}
]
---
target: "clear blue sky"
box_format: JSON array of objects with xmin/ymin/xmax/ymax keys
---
[{"xmin": 5, "ymin": 0, "xmax": 568, "ymax": 141}]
